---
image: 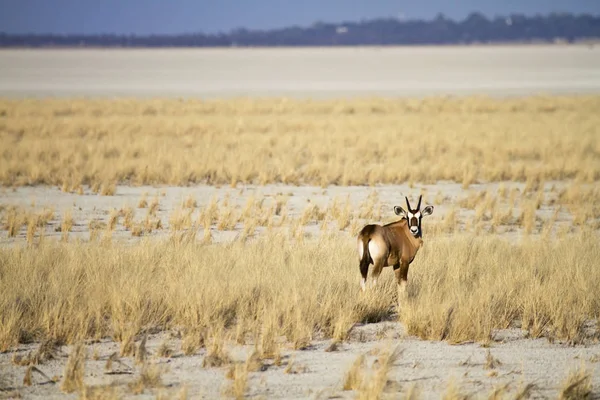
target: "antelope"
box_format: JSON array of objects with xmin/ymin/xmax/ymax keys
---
[{"xmin": 357, "ymin": 195, "xmax": 433, "ymax": 293}]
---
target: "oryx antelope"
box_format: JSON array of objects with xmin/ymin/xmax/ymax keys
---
[{"xmin": 357, "ymin": 195, "xmax": 433, "ymax": 292}]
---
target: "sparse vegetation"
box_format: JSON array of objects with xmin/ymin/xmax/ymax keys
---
[{"xmin": 1, "ymin": 95, "xmax": 600, "ymax": 398}]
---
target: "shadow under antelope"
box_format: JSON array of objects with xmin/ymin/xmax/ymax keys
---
[{"xmin": 357, "ymin": 195, "xmax": 434, "ymax": 293}]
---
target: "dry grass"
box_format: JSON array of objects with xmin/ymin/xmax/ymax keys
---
[
  {"xmin": 156, "ymin": 340, "xmax": 173, "ymax": 358},
  {"xmin": 59, "ymin": 211, "xmax": 74, "ymax": 242},
  {"xmin": 1, "ymin": 96, "xmax": 598, "ymax": 188},
  {"xmin": 60, "ymin": 343, "xmax": 86, "ymax": 393},
  {"xmin": 12, "ymin": 339, "xmax": 60, "ymax": 366},
  {"xmin": 224, "ymin": 362, "xmax": 248, "ymax": 399},
  {"xmin": 202, "ymin": 331, "xmax": 231, "ymax": 368},
  {"xmin": 129, "ymin": 364, "xmax": 163, "ymax": 395},
  {"xmin": 121, "ymin": 207, "xmax": 134, "ymax": 231},
  {"xmin": 137, "ymin": 193, "xmax": 148, "ymax": 209},
  {"xmin": 443, "ymin": 380, "xmax": 469, "ymax": 400},
  {"xmin": 99, "ymin": 182, "xmax": 116, "ymax": 196},
  {"xmin": 356, "ymin": 346, "xmax": 403, "ymax": 399},
  {"xmin": 81, "ymin": 384, "xmax": 120, "ymax": 400},
  {"xmin": 5, "ymin": 177, "xmax": 597, "ymax": 244},
  {"xmin": 560, "ymin": 366, "xmax": 592, "ymax": 400},
  {"xmin": 183, "ymin": 195, "xmax": 197, "ymax": 209},
  {"xmin": 484, "ymin": 350, "xmax": 501, "ymax": 370},
  {"xmin": 22, "ymin": 365, "xmax": 55, "ymax": 387},
  {"xmin": 0, "ymin": 227, "xmax": 599, "ymax": 355},
  {"xmin": 5, "ymin": 207, "xmax": 25, "ymax": 238},
  {"xmin": 343, "ymin": 354, "xmax": 365, "ymax": 391},
  {"xmin": 148, "ymin": 196, "xmax": 160, "ymax": 216},
  {"xmin": 394, "ymin": 232, "xmax": 600, "ymax": 343}
]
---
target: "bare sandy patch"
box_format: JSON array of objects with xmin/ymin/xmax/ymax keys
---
[{"xmin": 1, "ymin": 325, "xmax": 599, "ymax": 399}]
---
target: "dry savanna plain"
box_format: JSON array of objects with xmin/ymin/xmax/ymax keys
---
[{"xmin": 1, "ymin": 95, "xmax": 600, "ymax": 399}]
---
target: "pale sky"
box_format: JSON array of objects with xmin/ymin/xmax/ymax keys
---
[{"xmin": 0, "ymin": 0, "xmax": 599, "ymax": 35}]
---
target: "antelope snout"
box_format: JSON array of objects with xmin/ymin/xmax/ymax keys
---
[{"xmin": 410, "ymin": 226, "xmax": 418, "ymax": 235}]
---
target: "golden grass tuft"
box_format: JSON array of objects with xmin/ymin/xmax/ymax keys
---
[
  {"xmin": 129, "ymin": 364, "xmax": 163, "ymax": 395},
  {"xmin": 12, "ymin": 339, "xmax": 60, "ymax": 366},
  {"xmin": 560, "ymin": 366, "xmax": 592, "ymax": 400},
  {"xmin": 99, "ymin": 182, "xmax": 116, "ymax": 196},
  {"xmin": 148, "ymin": 196, "xmax": 160, "ymax": 216},
  {"xmin": 331, "ymin": 196, "xmax": 352, "ymax": 231},
  {"xmin": 202, "ymin": 335, "xmax": 231, "ymax": 368},
  {"xmin": 182, "ymin": 329, "xmax": 205, "ymax": 356},
  {"xmin": 121, "ymin": 206, "xmax": 134, "ymax": 231},
  {"xmin": 224, "ymin": 362, "xmax": 249, "ymax": 400},
  {"xmin": 107, "ymin": 209, "xmax": 119, "ymax": 232},
  {"xmin": 26, "ymin": 215, "xmax": 38, "ymax": 245},
  {"xmin": 81, "ymin": 384, "xmax": 120, "ymax": 400},
  {"xmin": 442, "ymin": 380, "xmax": 468, "ymax": 400},
  {"xmin": 514, "ymin": 382, "xmax": 536, "ymax": 400},
  {"xmin": 484, "ymin": 350, "xmax": 501, "ymax": 370},
  {"xmin": 356, "ymin": 346, "xmax": 403, "ymax": 400},
  {"xmin": 137, "ymin": 193, "xmax": 148, "ymax": 209},
  {"xmin": 60, "ymin": 343, "xmax": 86, "ymax": 393},
  {"xmin": 5, "ymin": 207, "xmax": 25, "ymax": 238},
  {"xmin": 23, "ymin": 365, "xmax": 55, "ymax": 387},
  {"xmin": 60, "ymin": 211, "xmax": 74, "ymax": 242},
  {"xmin": 135, "ymin": 334, "xmax": 148, "ymax": 365},
  {"xmin": 441, "ymin": 207, "xmax": 458, "ymax": 234},
  {"xmin": 343, "ymin": 354, "xmax": 365, "ymax": 391},
  {"xmin": 198, "ymin": 197, "xmax": 219, "ymax": 229},
  {"xmin": 518, "ymin": 200, "xmax": 538, "ymax": 234},
  {"xmin": 183, "ymin": 195, "xmax": 197, "ymax": 209},
  {"xmin": 169, "ymin": 208, "xmax": 192, "ymax": 232},
  {"xmin": 156, "ymin": 340, "xmax": 173, "ymax": 358},
  {"xmin": 217, "ymin": 206, "xmax": 238, "ymax": 231}
]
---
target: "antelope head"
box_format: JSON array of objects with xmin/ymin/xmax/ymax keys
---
[{"xmin": 393, "ymin": 195, "xmax": 434, "ymax": 238}]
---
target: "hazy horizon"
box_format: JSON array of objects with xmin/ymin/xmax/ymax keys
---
[{"xmin": 1, "ymin": 0, "xmax": 599, "ymax": 35}]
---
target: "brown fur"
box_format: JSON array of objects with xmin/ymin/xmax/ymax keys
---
[
  {"xmin": 358, "ymin": 219, "xmax": 423, "ymax": 289},
  {"xmin": 357, "ymin": 196, "xmax": 433, "ymax": 291}
]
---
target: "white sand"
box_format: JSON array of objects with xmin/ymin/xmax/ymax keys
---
[
  {"xmin": 1, "ymin": 321, "xmax": 599, "ymax": 399},
  {"xmin": 1, "ymin": 46, "xmax": 600, "ymax": 98}
]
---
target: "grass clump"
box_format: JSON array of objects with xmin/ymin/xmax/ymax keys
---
[
  {"xmin": 560, "ymin": 366, "xmax": 592, "ymax": 400},
  {"xmin": 60, "ymin": 343, "xmax": 86, "ymax": 393},
  {"xmin": 0, "ymin": 230, "xmax": 599, "ymax": 353}
]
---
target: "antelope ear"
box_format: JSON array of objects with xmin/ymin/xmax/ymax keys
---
[
  {"xmin": 421, "ymin": 205, "xmax": 434, "ymax": 216},
  {"xmin": 394, "ymin": 206, "xmax": 407, "ymax": 218}
]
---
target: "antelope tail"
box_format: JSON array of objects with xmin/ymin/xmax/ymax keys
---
[
  {"xmin": 359, "ymin": 236, "xmax": 371, "ymax": 288},
  {"xmin": 360, "ymin": 238, "xmax": 371, "ymax": 266}
]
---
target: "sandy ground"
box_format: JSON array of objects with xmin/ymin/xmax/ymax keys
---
[
  {"xmin": 0, "ymin": 181, "xmax": 581, "ymax": 245},
  {"xmin": 1, "ymin": 321, "xmax": 599, "ymax": 399},
  {"xmin": 1, "ymin": 46, "xmax": 600, "ymax": 98}
]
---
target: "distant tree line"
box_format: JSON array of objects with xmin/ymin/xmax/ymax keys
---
[{"xmin": 1, "ymin": 12, "xmax": 600, "ymax": 47}]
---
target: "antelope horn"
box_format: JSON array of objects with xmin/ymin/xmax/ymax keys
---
[
  {"xmin": 405, "ymin": 196, "xmax": 411, "ymax": 211},
  {"xmin": 417, "ymin": 195, "xmax": 422, "ymax": 210}
]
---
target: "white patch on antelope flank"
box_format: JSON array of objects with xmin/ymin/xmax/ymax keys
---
[
  {"xmin": 368, "ymin": 240, "xmax": 384, "ymax": 262},
  {"xmin": 357, "ymin": 240, "xmax": 364, "ymax": 260}
]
